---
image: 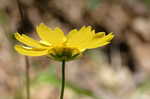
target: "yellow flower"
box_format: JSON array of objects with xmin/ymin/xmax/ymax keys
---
[{"xmin": 14, "ymin": 23, "xmax": 114, "ymax": 61}]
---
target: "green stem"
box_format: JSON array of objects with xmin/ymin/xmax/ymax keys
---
[
  {"xmin": 60, "ymin": 60, "xmax": 66, "ymax": 99},
  {"xmin": 25, "ymin": 56, "xmax": 30, "ymax": 99}
]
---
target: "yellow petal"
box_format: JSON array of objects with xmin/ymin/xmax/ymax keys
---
[
  {"xmin": 66, "ymin": 26, "xmax": 94, "ymax": 49},
  {"xmin": 87, "ymin": 42, "xmax": 110, "ymax": 49},
  {"xmin": 102, "ymin": 32, "xmax": 114, "ymax": 41},
  {"xmin": 79, "ymin": 33, "xmax": 114, "ymax": 51},
  {"xmin": 36, "ymin": 23, "xmax": 66, "ymax": 45},
  {"xmin": 15, "ymin": 33, "xmax": 48, "ymax": 48},
  {"xmin": 94, "ymin": 32, "xmax": 105, "ymax": 38},
  {"xmin": 15, "ymin": 45, "xmax": 49, "ymax": 56}
]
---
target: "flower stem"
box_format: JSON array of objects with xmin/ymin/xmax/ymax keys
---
[
  {"xmin": 60, "ymin": 60, "xmax": 66, "ymax": 99},
  {"xmin": 25, "ymin": 56, "xmax": 30, "ymax": 99}
]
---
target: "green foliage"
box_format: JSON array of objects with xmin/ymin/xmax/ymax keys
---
[
  {"xmin": 87, "ymin": 0, "xmax": 102, "ymax": 9},
  {"xmin": 138, "ymin": 79, "xmax": 150, "ymax": 93},
  {"xmin": 32, "ymin": 64, "xmax": 100, "ymax": 99},
  {"xmin": 0, "ymin": 10, "xmax": 8, "ymax": 24},
  {"xmin": 143, "ymin": 0, "xmax": 150, "ymax": 7},
  {"xmin": 13, "ymin": 89, "xmax": 25, "ymax": 99}
]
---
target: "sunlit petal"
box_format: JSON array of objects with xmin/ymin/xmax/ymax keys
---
[
  {"xmin": 15, "ymin": 33, "xmax": 48, "ymax": 48},
  {"xmin": 36, "ymin": 23, "xmax": 66, "ymax": 45},
  {"xmin": 66, "ymin": 26, "xmax": 94, "ymax": 49},
  {"xmin": 76, "ymin": 33, "xmax": 114, "ymax": 51},
  {"xmin": 15, "ymin": 45, "xmax": 49, "ymax": 56},
  {"xmin": 94, "ymin": 32, "xmax": 105, "ymax": 38}
]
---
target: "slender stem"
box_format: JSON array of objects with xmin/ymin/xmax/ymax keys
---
[
  {"xmin": 25, "ymin": 56, "xmax": 30, "ymax": 99},
  {"xmin": 60, "ymin": 60, "xmax": 66, "ymax": 99}
]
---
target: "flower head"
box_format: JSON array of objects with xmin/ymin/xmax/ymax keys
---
[{"xmin": 14, "ymin": 23, "xmax": 114, "ymax": 61}]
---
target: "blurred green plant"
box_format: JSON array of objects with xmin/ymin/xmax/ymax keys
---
[
  {"xmin": 13, "ymin": 89, "xmax": 25, "ymax": 99},
  {"xmin": 87, "ymin": 0, "xmax": 102, "ymax": 9},
  {"xmin": 0, "ymin": 10, "xmax": 8, "ymax": 24},
  {"xmin": 138, "ymin": 79, "xmax": 150, "ymax": 93},
  {"xmin": 32, "ymin": 64, "xmax": 100, "ymax": 99},
  {"xmin": 143, "ymin": 0, "xmax": 150, "ymax": 7}
]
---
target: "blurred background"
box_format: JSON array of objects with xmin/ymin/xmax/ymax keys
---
[{"xmin": 0, "ymin": 0, "xmax": 150, "ymax": 99}]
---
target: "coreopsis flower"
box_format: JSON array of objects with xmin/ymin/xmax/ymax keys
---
[{"xmin": 14, "ymin": 23, "xmax": 114, "ymax": 61}]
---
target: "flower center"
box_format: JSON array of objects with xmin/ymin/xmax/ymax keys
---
[{"xmin": 49, "ymin": 46, "xmax": 80, "ymax": 61}]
